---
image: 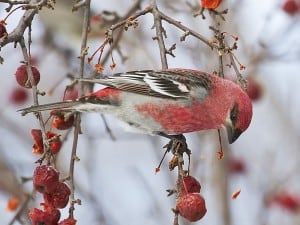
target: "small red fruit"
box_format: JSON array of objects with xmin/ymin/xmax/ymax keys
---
[
  {"xmin": 15, "ymin": 65, "xmax": 40, "ymax": 88},
  {"xmin": 58, "ymin": 218, "xmax": 77, "ymax": 225},
  {"xmin": 201, "ymin": 0, "xmax": 222, "ymax": 9},
  {"xmin": 177, "ymin": 193, "xmax": 207, "ymax": 222},
  {"xmin": 43, "ymin": 182, "xmax": 71, "ymax": 209},
  {"xmin": 29, "ymin": 207, "xmax": 61, "ymax": 225},
  {"xmin": 181, "ymin": 176, "xmax": 201, "ymax": 195},
  {"xmin": 63, "ymin": 85, "xmax": 78, "ymax": 101},
  {"xmin": 246, "ymin": 77, "xmax": 263, "ymax": 101},
  {"xmin": 46, "ymin": 131, "xmax": 62, "ymax": 154},
  {"xmin": 51, "ymin": 110, "xmax": 75, "ymax": 130},
  {"xmin": 0, "ymin": 23, "xmax": 7, "ymax": 38},
  {"xmin": 9, "ymin": 87, "xmax": 29, "ymax": 105},
  {"xmin": 266, "ymin": 192, "xmax": 300, "ymax": 212},
  {"xmin": 229, "ymin": 157, "xmax": 246, "ymax": 174},
  {"xmin": 33, "ymin": 165, "xmax": 60, "ymax": 193},
  {"xmin": 31, "ymin": 129, "xmax": 44, "ymax": 154},
  {"xmin": 282, "ymin": 0, "xmax": 299, "ymax": 15},
  {"xmin": 6, "ymin": 197, "xmax": 19, "ymax": 212}
]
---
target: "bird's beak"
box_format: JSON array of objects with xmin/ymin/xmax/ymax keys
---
[{"xmin": 225, "ymin": 123, "xmax": 242, "ymax": 144}]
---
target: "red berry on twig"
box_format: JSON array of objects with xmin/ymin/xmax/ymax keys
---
[
  {"xmin": 0, "ymin": 23, "xmax": 7, "ymax": 38},
  {"xmin": 31, "ymin": 129, "xmax": 44, "ymax": 154},
  {"xmin": 181, "ymin": 176, "xmax": 201, "ymax": 195},
  {"xmin": 51, "ymin": 110, "xmax": 75, "ymax": 130},
  {"xmin": 33, "ymin": 165, "xmax": 60, "ymax": 193},
  {"xmin": 177, "ymin": 193, "xmax": 207, "ymax": 222},
  {"xmin": 29, "ymin": 207, "xmax": 61, "ymax": 225},
  {"xmin": 15, "ymin": 65, "xmax": 40, "ymax": 89},
  {"xmin": 201, "ymin": 0, "xmax": 222, "ymax": 9},
  {"xmin": 63, "ymin": 85, "xmax": 78, "ymax": 101},
  {"xmin": 46, "ymin": 131, "xmax": 62, "ymax": 154},
  {"xmin": 43, "ymin": 182, "xmax": 71, "ymax": 209},
  {"xmin": 58, "ymin": 218, "xmax": 77, "ymax": 225}
]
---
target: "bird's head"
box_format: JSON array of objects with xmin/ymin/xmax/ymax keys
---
[{"xmin": 224, "ymin": 90, "xmax": 253, "ymax": 144}]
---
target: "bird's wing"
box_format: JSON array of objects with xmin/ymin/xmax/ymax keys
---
[{"xmin": 81, "ymin": 69, "xmax": 212, "ymax": 99}]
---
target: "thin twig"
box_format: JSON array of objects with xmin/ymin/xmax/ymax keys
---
[
  {"xmin": 68, "ymin": 0, "xmax": 91, "ymax": 218},
  {"xmin": 7, "ymin": 193, "xmax": 33, "ymax": 225},
  {"xmin": 0, "ymin": 0, "xmax": 29, "ymax": 12},
  {"xmin": 228, "ymin": 53, "xmax": 247, "ymax": 89},
  {"xmin": 151, "ymin": 0, "xmax": 168, "ymax": 69},
  {"xmin": 99, "ymin": 0, "xmax": 142, "ymax": 68},
  {"xmin": 149, "ymin": 2, "xmax": 187, "ymax": 225},
  {"xmin": 158, "ymin": 10, "xmax": 214, "ymax": 49},
  {"xmin": 0, "ymin": 0, "xmax": 48, "ymax": 47}
]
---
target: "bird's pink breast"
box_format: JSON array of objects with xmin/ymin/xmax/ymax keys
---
[{"xmin": 135, "ymin": 100, "xmax": 224, "ymax": 134}]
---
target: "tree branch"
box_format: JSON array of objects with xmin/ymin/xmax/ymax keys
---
[
  {"xmin": 0, "ymin": 0, "xmax": 48, "ymax": 47},
  {"xmin": 151, "ymin": 0, "xmax": 168, "ymax": 69},
  {"xmin": 68, "ymin": 0, "xmax": 91, "ymax": 218},
  {"xmin": 158, "ymin": 10, "xmax": 214, "ymax": 49}
]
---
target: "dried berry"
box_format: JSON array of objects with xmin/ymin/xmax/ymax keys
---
[
  {"xmin": 63, "ymin": 85, "xmax": 78, "ymax": 101},
  {"xmin": 9, "ymin": 87, "xmax": 29, "ymax": 105},
  {"xmin": 201, "ymin": 0, "xmax": 222, "ymax": 9},
  {"xmin": 15, "ymin": 65, "xmax": 40, "ymax": 88},
  {"xmin": 46, "ymin": 131, "xmax": 62, "ymax": 154},
  {"xmin": 266, "ymin": 192, "xmax": 300, "ymax": 212},
  {"xmin": 43, "ymin": 182, "xmax": 71, "ymax": 209},
  {"xmin": 51, "ymin": 110, "xmax": 75, "ymax": 130},
  {"xmin": 0, "ymin": 23, "xmax": 7, "ymax": 38},
  {"xmin": 246, "ymin": 78, "xmax": 263, "ymax": 101},
  {"xmin": 29, "ymin": 207, "xmax": 60, "ymax": 225},
  {"xmin": 6, "ymin": 197, "xmax": 19, "ymax": 212},
  {"xmin": 282, "ymin": 0, "xmax": 299, "ymax": 15},
  {"xmin": 31, "ymin": 129, "xmax": 44, "ymax": 154},
  {"xmin": 229, "ymin": 157, "xmax": 246, "ymax": 174},
  {"xmin": 177, "ymin": 193, "xmax": 207, "ymax": 222},
  {"xmin": 33, "ymin": 165, "xmax": 60, "ymax": 193},
  {"xmin": 181, "ymin": 176, "xmax": 201, "ymax": 195},
  {"xmin": 58, "ymin": 218, "xmax": 77, "ymax": 225}
]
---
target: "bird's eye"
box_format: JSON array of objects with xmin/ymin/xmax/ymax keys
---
[{"xmin": 230, "ymin": 103, "xmax": 238, "ymax": 124}]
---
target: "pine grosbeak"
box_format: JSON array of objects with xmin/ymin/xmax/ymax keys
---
[{"xmin": 20, "ymin": 69, "xmax": 252, "ymax": 143}]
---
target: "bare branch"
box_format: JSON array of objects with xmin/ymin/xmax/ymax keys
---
[
  {"xmin": 0, "ymin": 0, "xmax": 48, "ymax": 47},
  {"xmin": 68, "ymin": 0, "xmax": 92, "ymax": 218},
  {"xmin": 0, "ymin": 0, "xmax": 29, "ymax": 11},
  {"xmin": 158, "ymin": 10, "xmax": 214, "ymax": 49},
  {"xmin": 151, "ymin": 0, "xmax": 168, "ymax": 69}
]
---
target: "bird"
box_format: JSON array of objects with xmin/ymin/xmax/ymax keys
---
[{"xmin": 20, "ymin": 68, "xmax": 253, "ymax": 144}]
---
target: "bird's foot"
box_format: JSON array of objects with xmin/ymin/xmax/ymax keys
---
[{"xmin": 155, "ymin": 132, "xmax": 191, "ymax": 171}]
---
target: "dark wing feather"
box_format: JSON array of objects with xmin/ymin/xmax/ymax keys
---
[{"xmin": 81, "ymin": 69, "xmax": 211, "ymax": 99}]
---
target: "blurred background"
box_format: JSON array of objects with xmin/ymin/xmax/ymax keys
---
[{"xmin": 1, "ymin": 0, "xmax": 300, "ymax": 224}]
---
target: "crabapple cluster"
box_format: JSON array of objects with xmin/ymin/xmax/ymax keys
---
[
  {"xmin": 29, "ymin": 165, "xmax": 74, "ymax": 225},
  {"xmin": 176, "ymin": 175, "xmax": 207, "ymax": 222},
  {"xmin": 31, "ymin": 129, "xmax": 62, "ymax": 154}
]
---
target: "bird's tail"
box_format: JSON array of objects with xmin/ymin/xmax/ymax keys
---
[{"xmin": 19, "ymin": 100, "xmax": 80, "ymax": 116}]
